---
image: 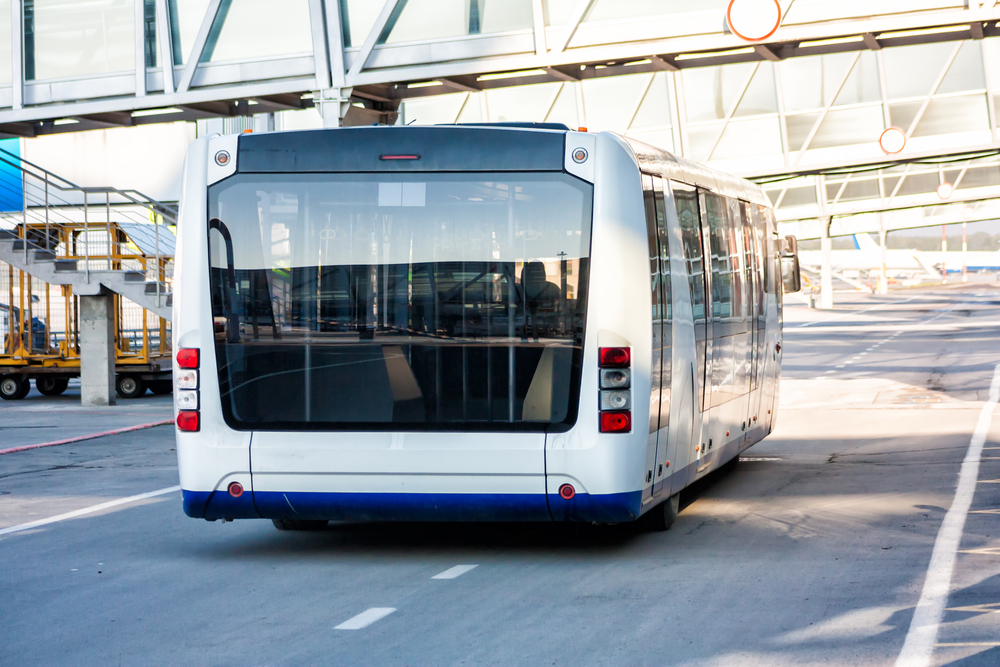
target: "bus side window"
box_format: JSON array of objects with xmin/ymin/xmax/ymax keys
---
[
  {"xmin": 653, "ymin": 176, "xmax": 672, "ymax": 428},
  {"xmin": 669, "ymin": 181, "xmax": 707, "ymax": 413}
]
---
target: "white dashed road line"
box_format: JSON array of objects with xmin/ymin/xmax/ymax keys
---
[
  {"xmin": 432, "ymin": 564, "xmax": 479, "ymax": 580},
  {"xmin": 895, "ymin": 362, "xmax": 1000, "ymax": 667},
  {"xmin": 0, "ymin": 486, "xmax": 181, "ymax": 537},
  {"xmin": 335, "ymin": 608, "xmax": 397, "ymax": 630}
]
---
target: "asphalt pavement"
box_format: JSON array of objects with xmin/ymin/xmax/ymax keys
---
[{"xmin": 2, "ymin": 284, "xmax": 999, "ymax": 666}]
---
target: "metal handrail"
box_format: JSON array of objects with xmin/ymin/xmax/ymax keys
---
[{"xmin": 0, "ymin": 146, "xmax": 176, "ymax": 296}]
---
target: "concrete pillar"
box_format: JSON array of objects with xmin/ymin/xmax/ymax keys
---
[
  {"xmin": 878, "ymin": 213, "xmax": 888, "ymax": 295},
  {"xmin": 80, "ymin": 294, "xmax": 116, "ymax": 406},
  {"xmin": 820, "ymin": 218, "xmax": 834, "ymax": 310}
]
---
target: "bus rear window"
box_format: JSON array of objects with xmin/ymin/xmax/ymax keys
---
[{"xmin": 207, "ymin": 172, "xmax": 593, "ymax": 432}]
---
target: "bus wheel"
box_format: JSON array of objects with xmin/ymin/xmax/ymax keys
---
[
  {"xmin": 116, "ymin": 375, "xmax": 147, "ymax": 399},
  {"xmin": 36, "ymin": 376, "xmax": 70, "ymax": 396},
  {"xmin": 148, "ymin": 380, "xmax": 173, "ymax": 395},
  {"xmin": 0, "ymin": 376, "xmax": 29, "ymax": 400},
  {"xmin": 271, "ymin": 518, "xmax": 328, "ymax": 531},
  {"xmin": 645, "ymin": 493, "xmax": 680, "ymax": 532}
]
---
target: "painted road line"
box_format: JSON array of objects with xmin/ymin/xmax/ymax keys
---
[
  {"xmin": 836, "ymin": 365, "xmax": 846, "ymax": 368},
  {"xmin": 0, "ymin": 420, "xmax": 174, "ymax": 456},
  {"xmin": 432, "ymin": 564, "xmax": 478, "ymax": 580},
  {"xmin": 335, "ymin": 608, "xmax": 396, "ymax": 630},
  {"xmin": 895, "ymin": 362, "xmax": 1000, "ymax": 667},
  {"xmin": 793, "ymin": 296, "xmax": 920, "ymax": 328},
  {"xmin": 0, "ymin": 486, "xmax": 181, "ymax": 537}
]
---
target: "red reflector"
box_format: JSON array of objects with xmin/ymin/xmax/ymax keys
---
[
  {"xmin": 176, "ymin": 410, "xmax": 200, "ymax": 432},
  {"xmin": 599, "ymin": 411, "xmax": 631, "ymax": 433},
  {"xmin": 559, "ymin": 483, "xmax": 576, "ymax": 500},
  {"xmin": 228, "ymin": 482, "xmax": 244, "ymax": 498},
  {"xmin": 599, "ymin": 347, "xmax": 630, "ymax": 368},
  {"xmin": 177, "ymin": 348, "xmax": 199, "ymax": 369},
  {"xmin": 378, "ymin": 154, "xmax": 420, "ymax": 160}
]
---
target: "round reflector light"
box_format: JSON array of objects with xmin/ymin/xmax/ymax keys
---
[
  {"xmin": 726, "ymin": 0, "xmax": 782, "ymax": 42},
  {"xmin": 214, "ymin": 150, "xmax": 230, "ymax": 166},
  {"xmin": 572, "ymin": 147, "xmax": 589, "ymax": 163},
  {"xmin": 936, "ymin": 182, "xmax": 954, "ymax": 200},
  {"xmin": 879, "ymin": 127, "xmax": 906, "ymax": 154},
  {"xmin": 559, "ymin": 484, "xmax": 576, "ymax": 500},
  {"xmin": 228, "ymin": 481, "xmax": 244, "ymax": 498}
]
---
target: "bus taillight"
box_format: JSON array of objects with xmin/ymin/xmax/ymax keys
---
[
  {"xmin": 177, "ymin": 348, "xmax": 199, "ymax": 369},
  {"xmin": 598, "ymin": 347, "xmax": 631, "ymax": 432},
  {"xmin": 599, "ymin": 411, "xmax": 631, "ymax": 433},
  {"xmin": 176, "ymin": 410, "xmax": 200, "ymax": 432},
  {"xmin": 598, "ymin": 347, "xmax": 630, "ymax": 368}
]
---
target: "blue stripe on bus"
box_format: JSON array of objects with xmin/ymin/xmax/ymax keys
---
[{"xmin": 185, "ymin": 488, "xmax": 643, "ymax": 523}]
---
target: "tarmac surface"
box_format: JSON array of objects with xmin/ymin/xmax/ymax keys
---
[{"xmin": 2, "ymin": 284, "xmax": 999, "ymax": 666}]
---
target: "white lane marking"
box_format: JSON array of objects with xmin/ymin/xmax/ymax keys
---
[
  {"xmin": 836, "ymin": 365, "xmax": 846, "ymax": 368},
  {"xmin": 0, "ymin": 486, "xmax": 181, "ymax": 537},
  {"xmin": 895, "ymin": 362, "xmax": 1000, "ymax": 667},
  {"xmin": 432, "ymin": 564, "xmax": 478, "ymax": 580},
  {"xmin": 793, "ymin": 296, "xmax": 920, "ymax": 328},
  {"xmin": 825, "ymin": 370, "xmax": 836, "ymax": 374},
  {"xmin": 335, "ymin": 607, "xmax": 396, "ymax": 630}
]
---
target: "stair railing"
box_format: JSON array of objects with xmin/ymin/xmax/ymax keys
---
[{"xmin": 0, "ymin": 146, "xmax": 177, "ymax": 308}]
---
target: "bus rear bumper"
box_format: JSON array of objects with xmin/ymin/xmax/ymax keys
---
[{"xmin": 183, "ymin": 489, "xmax": 261, "ymax": 520}]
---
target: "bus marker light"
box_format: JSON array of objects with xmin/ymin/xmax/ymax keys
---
[
  {"xmin": 598, "ymin": 347, "xmax": 630, "ymax": 368},
  {"xmin": 599, "ymin": 411, "xmax": 631, "ymax": 433},
  {"xmin": 177, "ymin": 348, "xmax": 199, "ymax": 369},
  {"xmin": 572, "ymin": 147, "xmax": 589, "ymax": 163},
  {"xmin": 665, "ymin": 461, "xmax": 670, "ymax": 468},
  {"xmin": 176, "ymin": 411, "xmax": 200, "ymax": 432},
  {"xmin": 600, "ymin": 368, "xmax": 630, "ymax": 389},
  {"xmin": 379, "ymin": 154, "xmax": 421, "ymax": 160},
  {"xmin": 176, "ymin": 369, "xmax": 198, "ymax": 390},
  {"xmin": 559, "ymin": 484, "xmax": 575, "ymax": 500},
  {"xmin": 600, "ymin": 390, "xmax": 630, "ymax": 411},
  {"xmin": 176, "ymin": 390, "xmax": 199, "ymax": 410},
  {"xmin": 228, "ymin": 482, "xmax": 244, "ymax": 498}
]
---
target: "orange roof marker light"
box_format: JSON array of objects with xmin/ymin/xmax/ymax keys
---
[
  {"xmin": 242, "ymin": 129, "xmax": 253, "ymax": 134},
  {"xmin": 726, "ymin": 0, "xmax": 782, "ymax": 42},
  {"xmin": 578, "ymin": 127, "xmax": 588, "ymax": 132}
]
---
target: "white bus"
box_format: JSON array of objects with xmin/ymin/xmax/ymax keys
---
[{"xmin": 173, "ymin": 124, "xmax": 799, "ymax": 531}]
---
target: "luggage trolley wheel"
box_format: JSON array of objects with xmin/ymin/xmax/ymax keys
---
[
  {"xmin": 116, "ymin": 375, "xmax": 148, "ymax": 399},
  {"xmin": 0, "ymin": 375, "xmax": 30, "ymax": 401},
  {"xmin": 35, "ymin": 376, "xmax": 70, "ymax": 396}
]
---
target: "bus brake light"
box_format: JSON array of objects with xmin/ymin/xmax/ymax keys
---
[
  {"xmin": 176, "ymin": 410, "xmax": 200, "ymax": 432},
  {"xmin": 599, "ymin": 411, "xmax": 631, "ymax": 433},
  {"xmin": 177, "ymin": 348, "xmax": 199, "ymax": 369},
  {"xmin": 599, "ymin": 347, "xmax": 630, "ymax": 368}
]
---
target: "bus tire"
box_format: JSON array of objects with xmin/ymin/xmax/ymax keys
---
[
  {"xmin": 36, "ymin": 376, "xmax": 70, "ymax": 396},
  {"xmin": 271, "ymin": 518, "xmax": 328, "ymax": 531},
  {"xmin": 116, "ymin": 375, "xmax": 147, "ymax": 399},
  {"xmin": 645, "ymin": 493, "xmax": 680, "ymax": 532},
  {"xmin": 148, "ymin": 380, "xmax": 173, "ymax": 395},
  {"xmin": 0, "ymin": 376, "xmax": 29, "ymax": 400}
]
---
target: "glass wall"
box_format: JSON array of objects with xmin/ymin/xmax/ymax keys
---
[
  {"xmin": 202, "ymin": 0, "xmax": 312, "ymax": 63},
  {"xmin": 0, "ymin": 0, "xmax": 10, "ymax": 84},
  {"xmin": 24, "ymin": 0, "xmax": 135, "ymax": 81}
]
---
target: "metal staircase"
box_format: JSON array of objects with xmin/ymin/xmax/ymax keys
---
[{"xmin": 0, "ymin": 147, "xmax": 176, "ymax": 321}]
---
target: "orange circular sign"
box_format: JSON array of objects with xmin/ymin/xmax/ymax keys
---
[
  {"xmin": 727, "ymin": 0, "xmax": 783, "ymax": 42},
  {"xmin": 879, "ymin": 127, "xmax": 906, "ymax": 154}
]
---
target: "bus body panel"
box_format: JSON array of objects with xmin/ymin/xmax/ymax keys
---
[
  {"xmin": 545, "ymin": 133, "xmax": 652, "ymax": 520},
  {"xmin": 174, "ymin": 137, "xmax": 257, "ymax": 520}
]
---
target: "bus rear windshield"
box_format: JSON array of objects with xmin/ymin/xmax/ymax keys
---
[{"xmin": 207, "ymin": 172, "xmax": 593, "ymax": 432}]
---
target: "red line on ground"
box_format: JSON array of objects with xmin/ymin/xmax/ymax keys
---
[{"xmin": 0, "ymin": 420, "xmax": 174, "ymax": 455}]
